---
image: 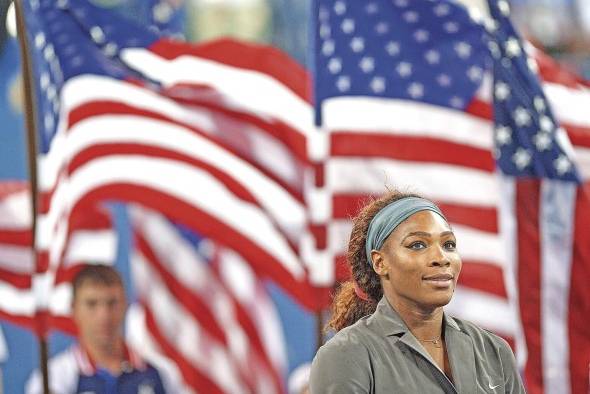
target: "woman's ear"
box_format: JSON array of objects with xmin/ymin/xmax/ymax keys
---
[{"xmin": 371, "ymin": 250, "xmax": 388, "ymax": 277}]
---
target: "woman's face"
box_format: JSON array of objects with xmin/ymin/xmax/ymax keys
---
[{"xmin": 372, "ymin": 210, "xmax": 461, "ymax": 312}]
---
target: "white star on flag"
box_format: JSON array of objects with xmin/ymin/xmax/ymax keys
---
[
  {"xmin": 322, "ymin": 40, "xmax": 335, "ymax": 56},
  {"xmin": 414, "ymin": 29, "xmax": 429, "ymax": 42},
  {"xmin": 505, "ymin": 37, "xmax": 521, "ymax": 58},
  {"xmin": 534, "ymin": 96, "xmax": 546, "ymax": 113},
  {"xmin": 334, "ymin": 1, "xmax": 346, "ymax": 15},
  {"xmin": 433, "ymin": 3, "xmax": 450, "ymax": 17},
  {"xmin": 495, "ymin": 125, "xmax": 512, "ymax": 145},
  {"xmin": 103, "ymin": 42, "xmax": 118, "ymax": 57},
  {"xmin": 513, "ymin": 148, "xmax": 532, "ymax": 169},
  {"xmin": 540, "ymin": 115, "xmax": 554, "ymax": 133},
  {"xmin": 407, "ymin": 82, "xmax": 424, "ymax": 98},
  {"xmin": 44, "ymin": 45, "xmax": 55, "ymax": 62},
  {"xmin": 366, "ymin": 3, "xmax": 378, "ymax": 14},
  {"xmin": 437, "ymin": 73, "xmax": 451, "ymax": 87},
  {"xmin": 467, "ymin": 66, "xmax": 483, "ymax": 81},
  {"xmin": 341, "ymin": 19, "xmax": 355, "ymax": 34},
  {"xmin": 495, "ymin": 81, "xmax": 510, "ymax": 100},
  {"xmin": 425, "ymin": 49, "xmax": 441, "ymax": 64},
  {"xmin": 328, "ymin": 58, "xmax": 342, "ymax": 74},
  {"xmin": 527, "ymin": 57, "xmax": 539, "ymax": 74},
  {"xmin": 359, "ymin": 57, "xmax": 375, "ymax": 73},
  {"xmin": 350, "ymin": 37, "xmax": 364, "ymax": 52},
  {"xmin": 554, "ymin": 155, "xmax": 572, "ymax": 175},
  {"xmin": 513, "ymin": 106, "xmax": 531, "ymax": 126},
  {"xmin": 444, "ymin": 21, "xmax": 459, "ymax": 33},
  {"xmin": 370, "ymin": 76, "xmax": 386, "ymax": 93},
  {"xmin": 386, "ymin": 41, "xmax": 400, "ymax": 56},
  {"xmin": 336, "ymin": 75, "xmax": 351, "ymax": 91},
  {"xmin": 449, "ymin": 96, "xmax": 464, "ymax": 108},
  {"xmin": 403, "ymin": 11, "xmax": 419, "ymax": 23},
  {"xmin": 498, "ymin": 0, "xmax": 511, "ymax": 16},
  {"xmin": 533, "ymin": 131, "xmax": 552, "ymax": 151},
  {"xmin": 454, "ymin": 41, "xmax": 472, "ymax": 59},
  {"xmin": 396, "ymin": 61, "xmax": 412, "ymax": 77},
  {"xmin": 375, "ymin": 22, "xmax": 389, "ymax": 35},
  {"xmin": 90, "ymin": 26, "xmax": 106, "ymax": 44},
  {"xmin": 319, "ymin": 25, "xmax": 331, "ymax": 39},
  {"xmin": 35, "ymin": 32, "xmax": 46, "ymax": 48}
]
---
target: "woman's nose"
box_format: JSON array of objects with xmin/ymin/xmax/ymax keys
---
[{"xmin": 430, "ymin": 245, "xmax": 451, "ymax": 266}]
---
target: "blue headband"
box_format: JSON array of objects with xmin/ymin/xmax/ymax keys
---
[{"xmin": 365, "ymin": 197, "xmax": 447, "ymax": 265}]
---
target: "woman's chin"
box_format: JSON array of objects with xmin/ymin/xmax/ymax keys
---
[{"xmin": 421, "ymin": 292, "xmax": 454, "ymax": 309}]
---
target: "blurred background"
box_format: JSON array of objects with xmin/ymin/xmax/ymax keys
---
[{"xmin": 0, "ymin": 0, "xmax": 588, "ymax": 392}]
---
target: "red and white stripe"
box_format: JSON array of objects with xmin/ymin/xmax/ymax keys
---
[
  {"xmin": 213, "ymin": 246, "xmax": 288, "ymax": 377},
  {"xmin": 129, "ymin": 206, "xmax": 286, "ymax": 394},
  {"xmin": 126, "ymin": 304, "xmax": 194, "ymax": 394},
  {"xmin": 0, "ymin": 181, "xmax": 35, "ymax": 327},
  {"xmin": 121, "ymin": 39, "xmax": 316, "ymax": 143}
]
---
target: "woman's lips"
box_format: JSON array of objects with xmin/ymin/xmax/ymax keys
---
[
  {"xmin": 423, "ymin": 273, "xmax": 453, "ymax": 281},
  {"xmin": 422, "ymin": 273, "xmax": 454, "ymax": 287}
]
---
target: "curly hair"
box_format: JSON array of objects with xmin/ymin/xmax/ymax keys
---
[{"xmin": 327, "ymin": 190, "xmax": 421, "ymax": 332}]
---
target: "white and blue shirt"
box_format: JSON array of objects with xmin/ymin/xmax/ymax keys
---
[{"xmin": 25, "ymin": 343, "xmax": 167, "ymax": 394}]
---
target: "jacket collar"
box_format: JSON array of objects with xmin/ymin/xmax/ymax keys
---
[
  {"xmin": 369, "ymin": 297, "xmax": 476, "ymax": 394},
  {"xmin": 370, "ymin": 296, "xmax": 461, "ymax": 337},
  {"xmin": 73, "ymin": 341, "xmax": 147, "ymax": 376}
]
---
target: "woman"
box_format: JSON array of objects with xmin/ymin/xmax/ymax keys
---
[{"xmin": 310, "ymin": 191, "xmax": 526, "ymax": 393}]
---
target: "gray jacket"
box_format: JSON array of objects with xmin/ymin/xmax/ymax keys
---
[{"xmin": 310, "ymin": 297, "xmax": 526, "ymax": 393}]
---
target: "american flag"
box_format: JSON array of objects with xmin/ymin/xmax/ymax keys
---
[
  {"xmin": 487, "ymin": 2, "xmax": 585, "ymax": 392},
  {"xmin": 21, "ymin": 0, "xmax": 328, "ymax": 316},
  {"xmin": 313, "ymin": 0, "xmax": 590, "ymax": 393}
]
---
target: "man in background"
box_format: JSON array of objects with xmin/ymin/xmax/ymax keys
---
[{"xmin": 26, "ymin": 265, "xmax": 170, "ymax": 393}]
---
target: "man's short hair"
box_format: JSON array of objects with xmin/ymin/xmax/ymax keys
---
[{"xmin": 72, "ymin": 265, "xmax": 124, "ymax": 299}]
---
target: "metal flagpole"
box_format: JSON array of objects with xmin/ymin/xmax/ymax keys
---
[
  {"xmin": 14, "ymin": 1, "xmax": 49, "ymax": 393},
  {"xmin": 316, "ymin": 309, "xmax": 325, "ymax": 351}
]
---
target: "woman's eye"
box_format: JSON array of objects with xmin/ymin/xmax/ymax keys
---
[
  {"xmin": 408, "ymin": 241, "xmax": 426, "ymax": 250},
  {"xmin": 444, "ymin": 240, "xmax": 457, "ymax": 250}
]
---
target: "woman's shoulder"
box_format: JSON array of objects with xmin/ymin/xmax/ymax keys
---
[
  {"xmin": 311, "ymin": 317, "xmax": 376, "ymax": 390},
  {"xmin": 448, "ymin": 315, "xmax": 513, "ymax": 354},
  {"xmin": 314, "ymin": 315, "xmax": 378, "ymax": 361}
]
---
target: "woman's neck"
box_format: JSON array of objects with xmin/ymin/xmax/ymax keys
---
[{"xmin": 386, "ymin": 294, "xmax": 445, "ymax": 340}]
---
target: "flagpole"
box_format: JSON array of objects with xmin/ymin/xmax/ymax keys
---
[
  {"xmin": 14, "ymin": 2, "xmax": 49, "ymax": 394},
  {"xmin": 316, "ymin": 309, "xmax": 325, "ymax": 351}
]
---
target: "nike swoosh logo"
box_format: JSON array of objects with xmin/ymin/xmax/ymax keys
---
[{"xmin": 488, "ymin": 382, "xmax": 500, "ymax": 389}]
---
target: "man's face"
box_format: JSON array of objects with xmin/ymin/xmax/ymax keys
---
[{"xmin": 72, "ymin": 281, "xmax": 126, "ymax": 348}]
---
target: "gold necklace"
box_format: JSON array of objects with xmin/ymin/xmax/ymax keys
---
[{"xmin": 418, "ymin": 337, "xmax": 443, "ymax": 348}]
